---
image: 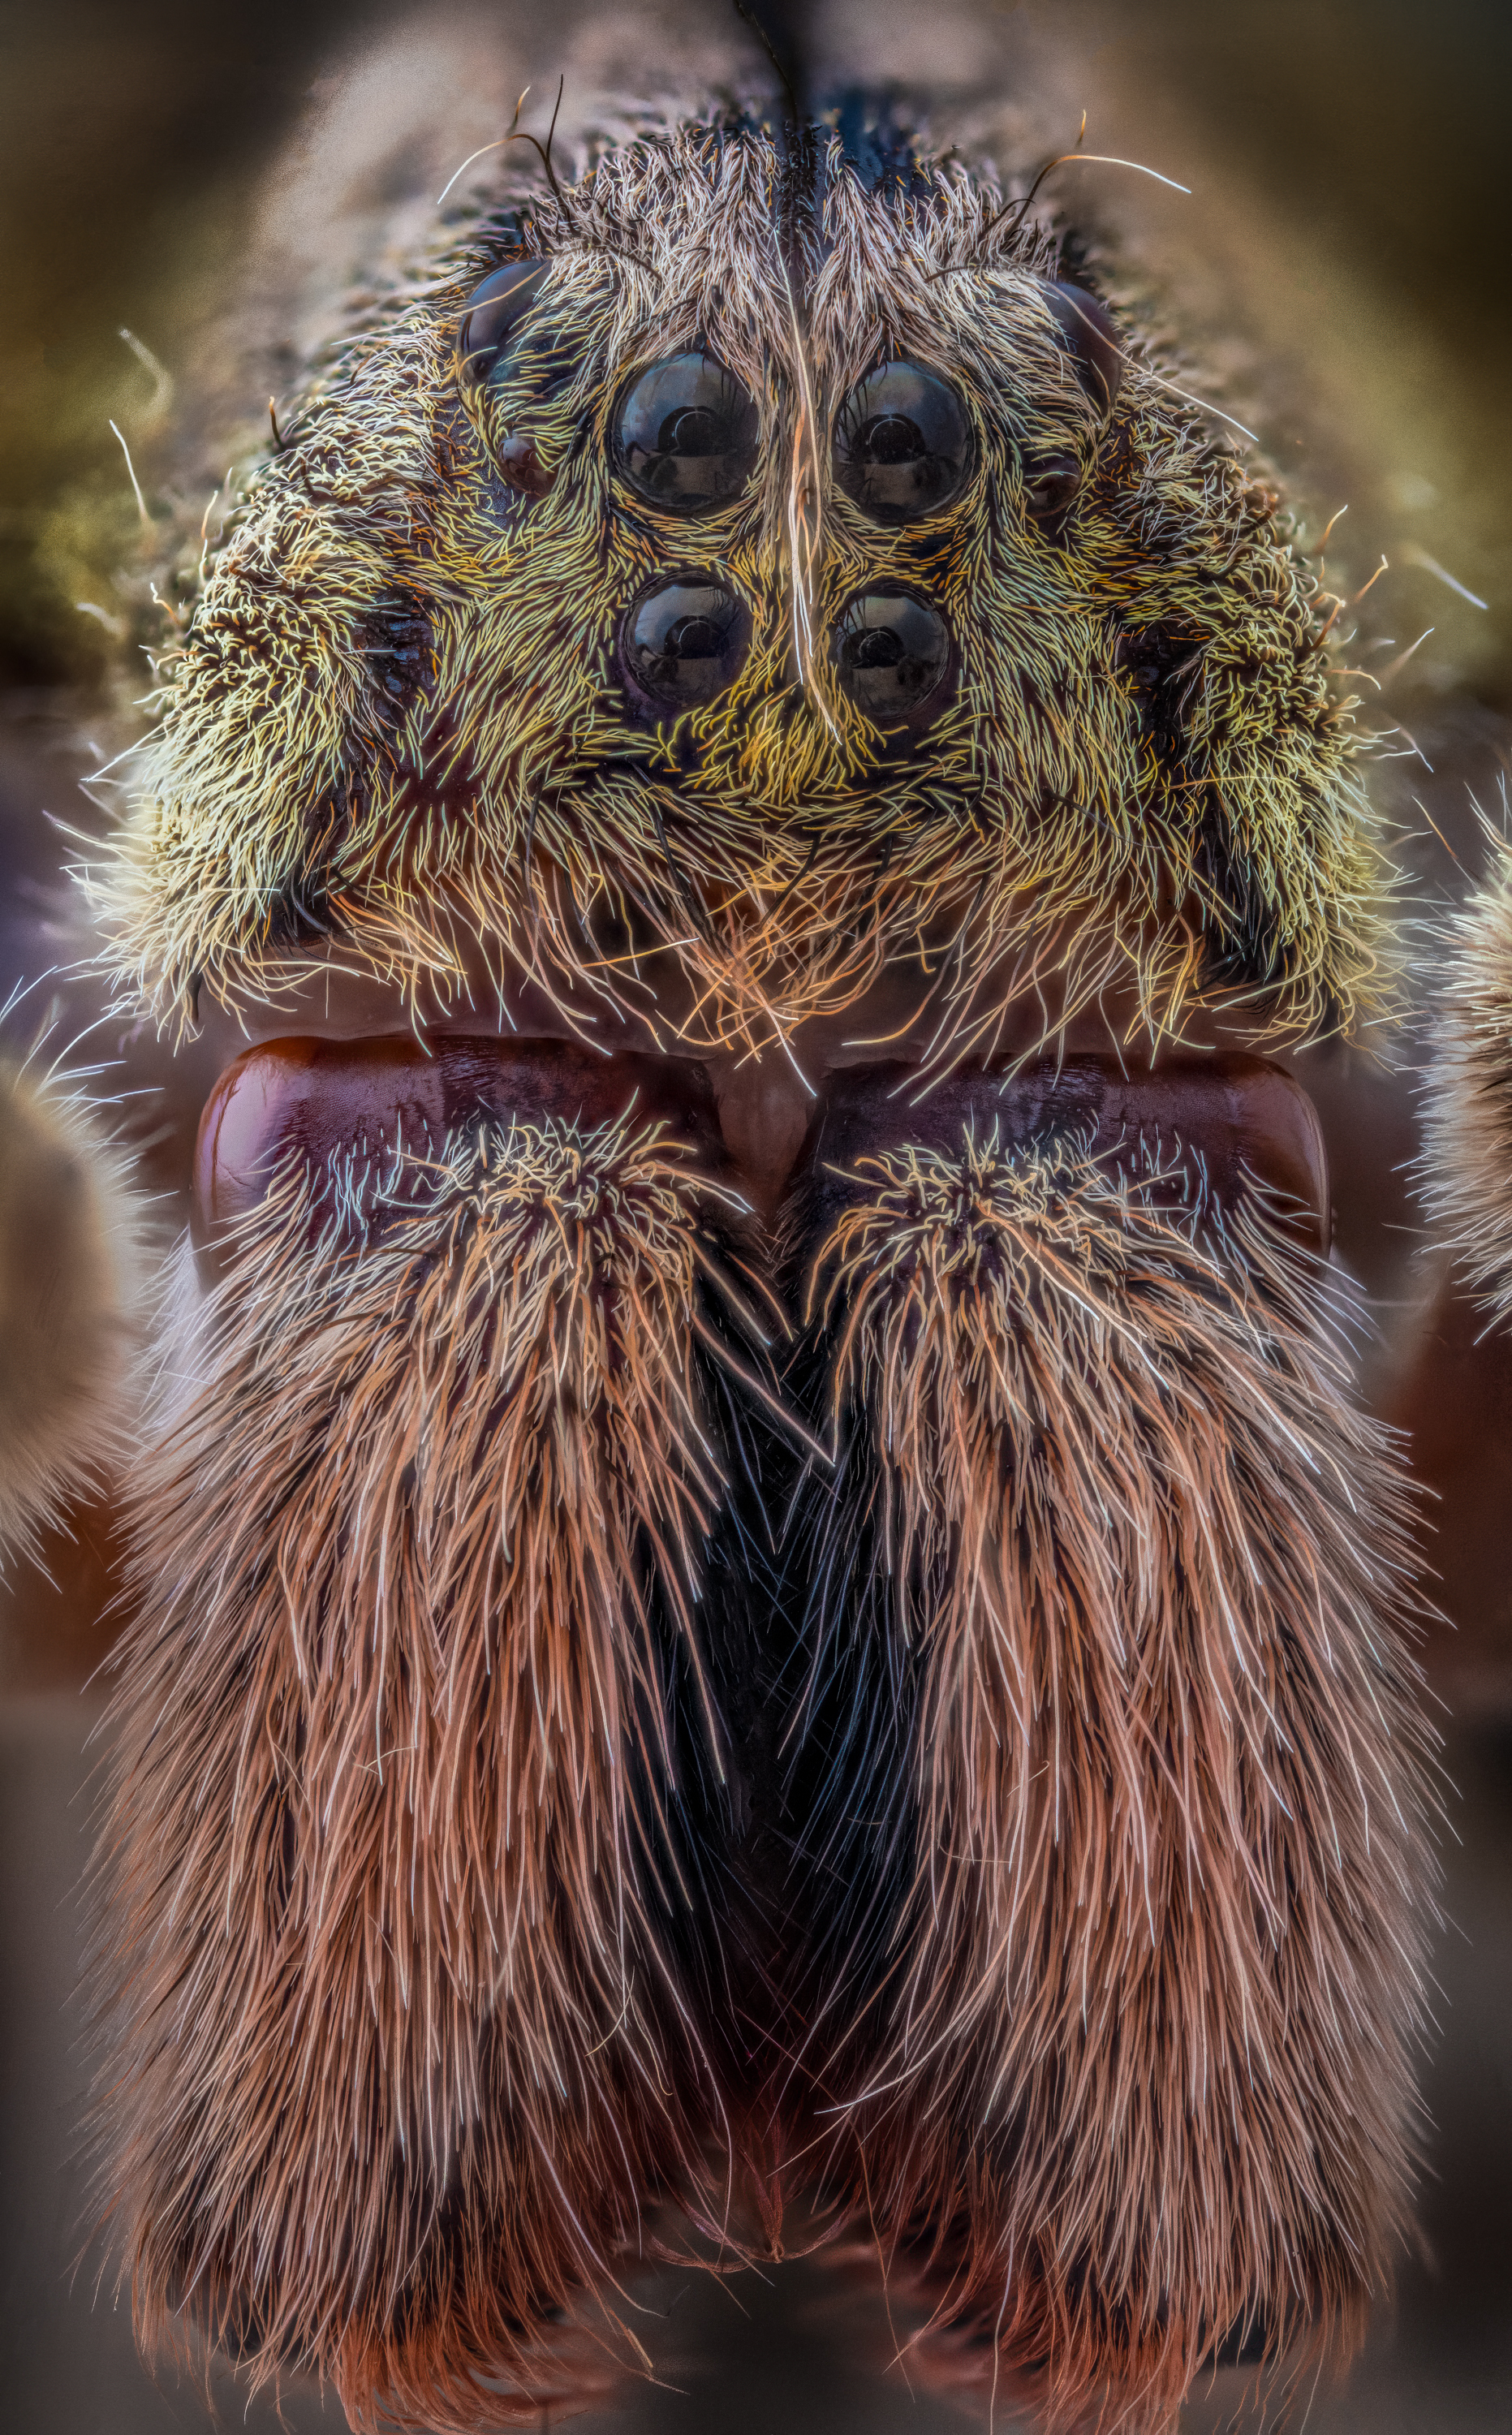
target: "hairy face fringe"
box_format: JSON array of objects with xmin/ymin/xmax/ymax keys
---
[
  {"xmin": 88, "ymin": 1113, "xmax": 769, "ymax": 2429},
  {"xmin": 775, "ymin": 1138, "xmax": 1437, "ymax": 2429},
  {"xmin": 96, "ymin": 122, "xmax": 1384, "ymax": 1072}
]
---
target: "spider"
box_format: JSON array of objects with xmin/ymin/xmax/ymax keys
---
[{"xmin": 0, "ymin": 17, "xmax": 1456, "ymax": 2435}]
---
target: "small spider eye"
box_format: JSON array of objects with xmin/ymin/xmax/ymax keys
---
[
  {"xmin": 833, "ymin": 362, "xmax": 972, "ymax": 525},
  {"xmin": 456, "ymin": 260, "xmax": 549, "ymax": 391},
  {"xmin": 618, "ymin": 575, "xmax": 752, "ymax": 714},
  {"xmin": 1039, "ymin": 281, "xmax": 1123, "ymax": 416},
  {"xmin": 1020, "ymin": 450, "xmax": 1083, "ymax": 523},
  {"xmin": 831, "ymin": 589, "xmax": 954, "ymax": 726},
  {"xmin": 615, "ymin": 353, "xmax": 759, "ymax": 514}
]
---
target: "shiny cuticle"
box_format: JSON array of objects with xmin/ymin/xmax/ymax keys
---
[
  {"xmin": 193, "ymin": 1034, "xmax": 724, "ymax": 1261},
  {"xmin": 456, "ymin": 261, "xmax": 549, "ymax": 393},
  {"xmin": 1039, "ymin": 280, "xmax": 1123, "ymax": 416},
  {"xmin": 798, "ymin": 1054, "xmax": 1331, "ymax": 1254}
]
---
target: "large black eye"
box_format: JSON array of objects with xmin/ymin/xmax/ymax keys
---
[
  {"xmin": 457, "ymin": 260, "xmax": 549, "ymax": 391},
  {"xmin": 833, "ymin": 362, "xmax": 971, "ymax": 525},
  {"xmin": 831, "ymin": 590, "xmax": 954, "ymax": 726},
  {"xmin": 1039, "ymin": 281, "xmax": 1123, "ymax": 416},
  {"xmin": 619, "ymin": 575, "xmax": 752, "ymax": 714},
  {"xmin": 615, "ymin": 354, "xmax": 759, "ymax": 514}
]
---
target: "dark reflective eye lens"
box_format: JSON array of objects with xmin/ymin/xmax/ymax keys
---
[
  {"xmin": 1039, "ymin": 280, "xmax": 1123, "ymax": 416},
  {"xmin": 616, "ymin": 353, "xmax": 759, "ymax": 513},
  {"xmin": 457, "ymin": 260, "xmax": 549, "ymax": 390},
  {"xmin": 833, "ymin": 361, "xmax": 971, "ymax": 524},
  {"xmin": 619, "ymin": 576, "xmax": 752, "ymax": 713},
  {"xmin": 494, "ymin": 433, "xmax": 553, "ymax": 499},
  {"xmin": 831, "ymin": 590, "xmax": 954, "ymax": 725},
  {"xmin": 1021, "ymin": 450, "xmax": 1083, "ymax": 522}
]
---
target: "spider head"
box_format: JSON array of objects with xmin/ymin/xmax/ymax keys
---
[{"xmin": 101, "ymin": 119, "xmax": 1381, "ymax": 1075}]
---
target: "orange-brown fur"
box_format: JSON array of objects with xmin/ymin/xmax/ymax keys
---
[
  {"xmin": 776, "ymin": 1140, "xmax": 1435, "ymax": 2426},
  {"xmin": 91, "ymin": 1114, "xmax": 760, "ymax": 2426}
]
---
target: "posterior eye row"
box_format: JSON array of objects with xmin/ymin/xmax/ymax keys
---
[{"xmin": 607, "ymin": 347, "xmax": 979, "ymax": 528}]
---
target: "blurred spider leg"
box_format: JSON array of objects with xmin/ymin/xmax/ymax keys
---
[{"xmin": 0, "ymin": 1007, "xmax": 150, "ymax": 1575}]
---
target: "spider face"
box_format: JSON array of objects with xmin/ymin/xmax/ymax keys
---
[
  {"xmin": 85, "ymin": 110, "xmax": 1436, "ymax": 2435},
  {"xmin": 104, "ymin": 121, "xmax": 1379, "ymax": 1088}
]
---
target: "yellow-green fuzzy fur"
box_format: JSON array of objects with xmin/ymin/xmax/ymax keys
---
[{"xmin": 97, "ymin": 123, "xmax": 1384, "ymax": 1065}]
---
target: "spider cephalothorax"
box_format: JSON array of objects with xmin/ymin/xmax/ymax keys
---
[
  {"xmin": 83, "ymin": 88, "xmax": 1437, "ymax": 2435},
  {"xmin": 103, "ymin": 115, "xmax": 1381, "ymax": 1069}
]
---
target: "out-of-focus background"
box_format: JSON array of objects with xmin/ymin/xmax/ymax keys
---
[{"xmin": 2, "ymin": 2, "xmax": 1510, "ymax": 2427}]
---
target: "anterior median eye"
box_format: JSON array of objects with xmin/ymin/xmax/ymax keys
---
[
  {"xmin": 831, "ymin": 590, "xmax": 954, "ymax": 726},
  {"xmin": 615, "ymin": 353, "xmax": 759, "ymax": 512},
  {"xmin": 618, "ymin": 575, "xmax": 752, "ymax": 713},
  {"xmin": 833, "ymin": 361, "xmax": 971, "ymax": 524}
]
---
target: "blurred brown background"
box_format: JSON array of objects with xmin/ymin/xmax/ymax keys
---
[{"xmin": 2, "ymin": 2, "xmax": 1510, "ymax": 2427}]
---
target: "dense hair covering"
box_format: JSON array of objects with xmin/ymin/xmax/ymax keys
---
[
  {"xmin": 778, "ymin": 1143, "xmax": 1436, "ymax": 2425},
  {"xmin": 89, "ymin": 1115, "xmax": 763, "ymax": 2427},
  {"xmin": 81, "ymin": 98, "xmax": 1438, "ymax": 2435},
  {"xmin": 99, "ymin": 123, "xmax": 1382, "ymax": 1066}
]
